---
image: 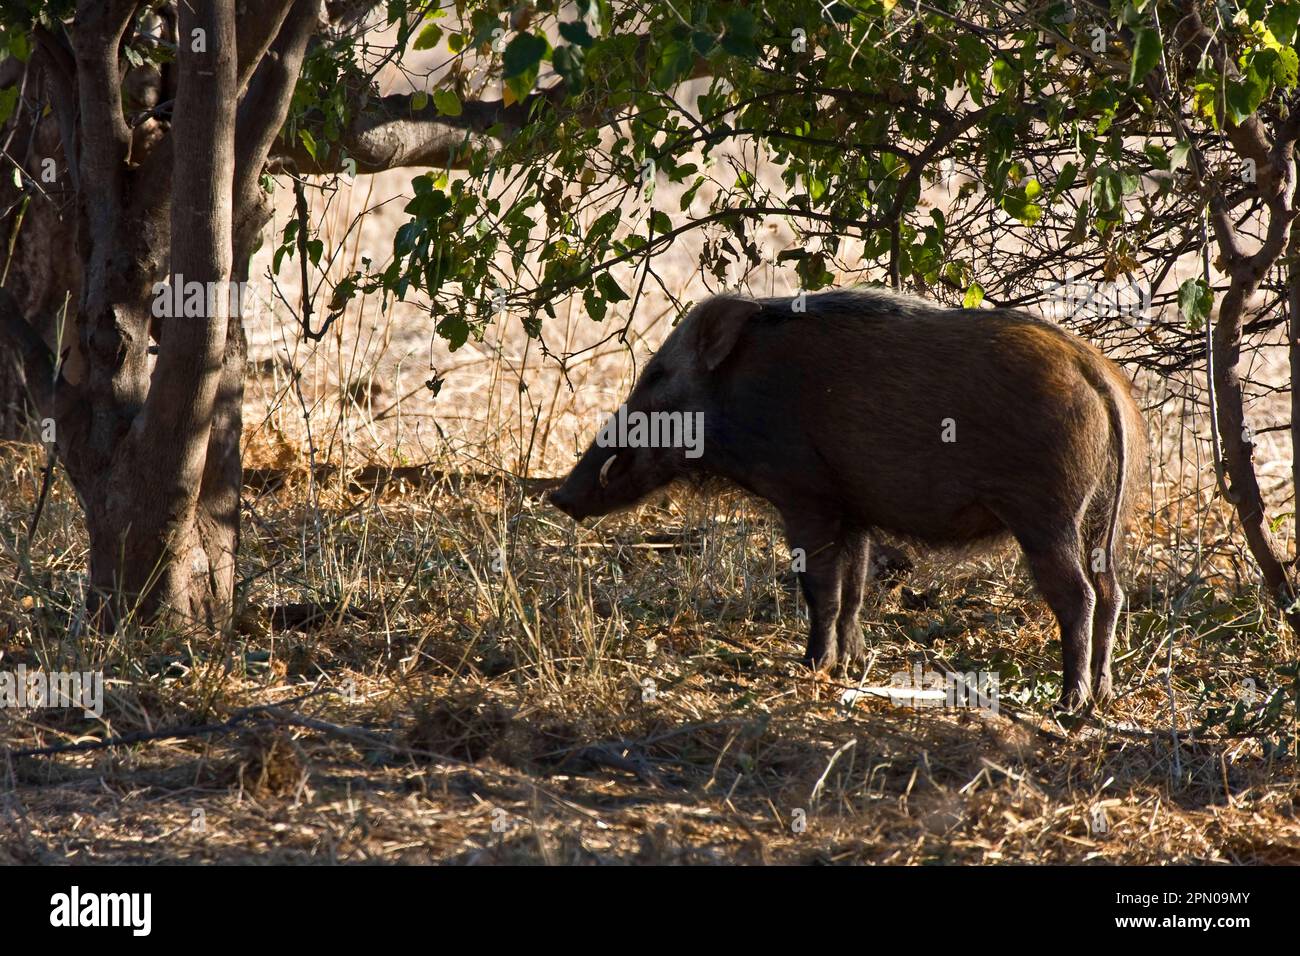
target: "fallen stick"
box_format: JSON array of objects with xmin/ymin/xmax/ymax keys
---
[{"xmin": 3, "ymin": 688, "xmax": 346, "ymax": 759}]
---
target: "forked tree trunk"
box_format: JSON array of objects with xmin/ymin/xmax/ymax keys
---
[
  {"xmin": 66, "ymin": 229, "xmax": 248, "ymax": 633},
  {"xmin": 73, "ymin": 0, "xmax": 236, "ymax": 630},
  {"xmin": 0, "ymin": 0, "xmax": 323, "ymax": 634},
  {"xmin": 1, "ymin": 0, "xmax": 516, "ymax": 631}
]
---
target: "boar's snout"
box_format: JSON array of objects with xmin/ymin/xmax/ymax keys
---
[
  {"xmin": 549, "ymin": 451, "xmax": 620, "ymax": 520},
  {"xmin": 548, "ymin": 482, "xmax": 584, "ymax": 520}
]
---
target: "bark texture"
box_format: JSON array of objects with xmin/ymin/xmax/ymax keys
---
[{"xmin": 0, "ymin": 0, "xmax": 322, "ymax": 632}]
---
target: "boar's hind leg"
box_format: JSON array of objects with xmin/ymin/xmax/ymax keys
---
[
  {"xmin": 1088, "ymin": 565, "xmax": 1122, "ymax": 703},
  {"xmin": 1084, "ymin": 496, "xmax": 1124, "ymax": 704},
  {"xmin": 835, "ymin": 532, "xmax": 871, "ymax": 663},
  {"xmin": 782, "ymin": 512, "xmax": 847, "ymax": 671},
  {"xmin": 1015, "ymin": 528, "xmax": 1097, "ymax": 709}
]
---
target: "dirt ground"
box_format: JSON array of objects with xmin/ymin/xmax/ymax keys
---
[{"xmin": 2, "ymin": 426, "xmax": 1299, "ymax": 863}]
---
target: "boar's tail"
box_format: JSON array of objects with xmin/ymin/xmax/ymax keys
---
[
  {"xmin": 1089, "ymin": 364, "xmax": 1134, "ymax": 575},
  {"xmin": 1104, "ymin": 384, "xmax": 1127, "ymax": 571}
]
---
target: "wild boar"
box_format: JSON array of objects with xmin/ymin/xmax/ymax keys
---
[{"xmin": 550, "ymin": 288, "xmax": 1146, "ymax": 707}]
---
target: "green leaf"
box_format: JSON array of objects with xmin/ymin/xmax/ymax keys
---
[
  {"xmin": 503, "ymin": 32, "xmax": 550, "ymax": 100},
  {"xmin": 0, "ymin": 87, "xmax": 17, "ymax": 127},
  {"xmin": 437, "ymin": 313, "xmax": 470, "ymax": 350},
  {"xmin": 991, "ymin": 59, "xmax": 1016, "ymax": 94},
  {"xmin": 3, "ymin": 32, "xmax": 29, "ymax": 62},
  {"xmin": 655, "ymin": 38, "xmax": 696, "ymax": 87},
  {"xmin": 1091, "ymin": 169, "xmax": 1122, "ymax": 215},
  {"xmin": 298, "ymin": 129, "xmax": 318, "ymax": 161},
  {"xmin": 1177, "ymin": 277, "xmax": 1212, "ymax": 330},
  {"xmin": 583, "ymin": 286, "xmax": 608, "ymax": 321},
  {"xmin": 1268, "ymin": 3, "xmax": 1300, "ymax": 44},
  {"xmin": 558, "ymin": 20, "xmax": 594, "ymax": 47},
  {"xmin": 1272, "ymin": 46, "xmax": 1299, "ymax": 89},
  {"xmin": 503, "ymin": 32, "xmax": 550, "ymax": 77},
  {"xmin": 1051, "ymin": 161, "xmax": 1078, "ymax": 200},
  {"xmin": 411, "ymin": 90, "xmax": 428, "ymax": 112},
  {"xmin": 433, "ymin": 88, "xmax": 462, "ymax": 116},
  {"xmin": 552, "ymin": 45, "xmax": 586, "ymax": 89},
  {"xmin": 680, "ymin": 176, "xmax": 705, "ymax": 211},
  {"xmin": 721, "ymin": 9, "xmax": 759, "ymax": 59},
  {"xmin": 1001, "ymin": 179, "xmax": 1043, "ymax": 225},
  {"xmin": 1226, "ymin": 66, "xmax": 1270, "ymax": 125},
  {"xmin": 413, "ymin": 22, "xmax": 443, "ymax": 51},
  {"xmin": 595, "ymin": 272, "xmax": 630, "ymax": 303},
  {"xmin": 963, "ymin": 283, "xmax": 984, "ymax": 308},
  {"xmin": 1169, "ymin": 141, "xmax": 1191, "ymax": 172},
  {"xmin": 1129, "ymin": 27, "xmax": 1162, "ymax": 87}
]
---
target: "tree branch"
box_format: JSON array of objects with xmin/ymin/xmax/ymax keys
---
[
  {"xmin": 235, "ymin": 0, "xmax": 298, "ymax": 93},
  {"xmin": 31, "ymin": 26, "xmax": 79, "ymax": 193},
  {"xmin": 1174, "ymin": 0, "xmax": 1288, "ymax": 200},
  {"xmin": 234, "ymin": 2, "xmax": 320, "ymax": 180},
  {"xmin": 233, "ymin": 0, "xmax": 320, "ymax": 254},
  {"xmin": 1170, "ymin": 0, "xmax": 1300, "ymax": 630},
  {"xmin": 271, "ymin": 87, "xmax": 547, "ymax": 174},
  {"xmin": 72, "ymin": 1, "xmax": 135, "ymax": 200}
]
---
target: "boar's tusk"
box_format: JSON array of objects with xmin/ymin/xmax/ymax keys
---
[{"xmin": 599, "ymin": 454, "xmax": 617, "ymax": 488}]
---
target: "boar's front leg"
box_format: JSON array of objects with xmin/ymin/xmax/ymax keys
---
[{"xmin": 781, "ymin": 511, "xmax": 849, "ymax": 670}]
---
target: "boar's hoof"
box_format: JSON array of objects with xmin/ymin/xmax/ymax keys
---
[
  {"xmin": 1091, "ymin": 673, "xmax": 1114, "ymax": 707},
  {"xmin": 1053, "ymin": 682, "xmax": 1092, "ymax": 718},
  {"xmin": 800, "ymin": 647, "xmax": 838, "ymax": 673},
  {"xmin": 837, "ymin": 627, "xmax": 867, "ymax": 663}
]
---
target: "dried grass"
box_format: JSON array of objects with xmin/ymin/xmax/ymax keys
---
[
  {"xmin": 2, "ymin": 424, "xmax": 1298, "ymax": 863},
  {"xmin": 1, "ymin": 163, "xmax": 1297, "ymax": 865}
]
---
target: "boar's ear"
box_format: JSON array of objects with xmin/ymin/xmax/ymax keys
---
[{"xmin": 693, "ymin": 296, "xmax": 761, "ymax": 371}]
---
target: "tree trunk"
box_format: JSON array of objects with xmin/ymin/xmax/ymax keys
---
[
  {"xmin": 0, "ymin": 0, "xmax": 322, "ymax": 636},
  {"xmin": 0, "ymin": 55, "xmax": 80, "ymax": 440},
  {"xmin": 1212, "ymin": 277, "xmax": 1300, "ymax": 631},
  {"xmin": 1290, "ymin": 219, "xmax": 1300, "ymax": 569},
  {"xmin": 77, "ymin": 0, "xmax": 238, "ymax": 632},
  {"xmin": 81, "ymin": 316, "xmax": 246, "ymax": 632}
]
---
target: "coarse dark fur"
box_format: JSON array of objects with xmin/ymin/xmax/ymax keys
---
[{"xmin": 551, "ymin": 288, "xmax": 1148, "ymax": 707}]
